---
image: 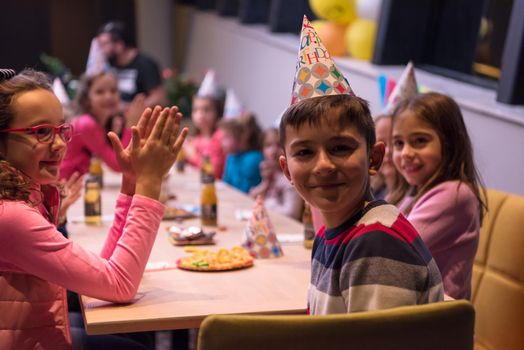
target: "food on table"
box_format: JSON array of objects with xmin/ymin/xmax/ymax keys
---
[
  {"xmin": 168, "ymin": 226, "xmax": 216, "ymax": 246},
  {"xmin": 177, "ymin": 246, "xmax": 254, "ymax": 271}
]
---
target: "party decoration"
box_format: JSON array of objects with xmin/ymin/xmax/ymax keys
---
[
  {"xmin": 345, "ymin": 18, "xmax": 377, "ymax": 60},
  {"xmin": 52, "ymin": 77, "xmax": 70, "ymax": 105},
  {"xmin": 316, "ymin": 22, "xmax": 349, "ymax": 57},
  {"xmin": 384, "ymin": 61, "xmax": 418, "ymax": 114},
  {"xmin": 385, "ymin": 78, "xmax": 397, "ymax": 103},
  {"xmin": 356, "ymin": 0, "xmax": 383, "ymax": 22},
  {"xmin": 86, "ymin": 38, "xmax": 108, "ymax": 76},
  {"xmin": 291, "ymin": 15, "xmax": 355, "ymax": 105},
  {"xmin": 223, "ymin": 88, "xmax": 245, "ymax": 119},
  {"xmin": 377, "ymin": 74, "xmax": 387, "ymax": 107},
  {"xmin": 309, "ymin": 0, "xmax": 357, "ymax": 25},
  {"xmin": 196, "ymin": 69, "xmax": 220, "ymax": 98},
  {"xmin": 242, "ymin": 196, "xmax": 283, "ymax": 259}
]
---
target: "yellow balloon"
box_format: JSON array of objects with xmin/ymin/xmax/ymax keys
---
[
  {"xmin": 309, "ymin": 0, "xmax": 357, "ymax": 25},
  {"xmin": 345, "ymin": 19, "xmax": 377, "ymax": 60}
]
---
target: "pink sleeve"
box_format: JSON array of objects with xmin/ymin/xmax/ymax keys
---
[
  {"xmin": 0, "ymin": 196, "xmax": 165, "ymax": 303},
  {"xmin": 407, "ymin": 181, "xmax": 479, "ymax": 252},
  {"xmin": 76, "ymin": 116, "xmax": 131, "ymax": 172},
  {"xmin": 100, "ymin": 193, "xmax": 133, "ymax": 259}
]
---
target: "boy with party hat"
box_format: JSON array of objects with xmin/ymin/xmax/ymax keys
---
[{"xmin": 279, "ymin": 16, "xmax": 443, "ymax": 315}]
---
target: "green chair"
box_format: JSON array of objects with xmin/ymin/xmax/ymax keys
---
[{"xmin": 197, "ymin": 300, "xmax": 474, "ymax": 350}]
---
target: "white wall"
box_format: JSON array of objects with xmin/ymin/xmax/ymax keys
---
[
  {"xmin": 183, "ymin": 11, "xmax": 524, "ymax": 196},
  {"xmin": 135, "ymin": 0, "xmax": 172, "ymax": 69}
]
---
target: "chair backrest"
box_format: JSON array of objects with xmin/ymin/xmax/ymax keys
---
[
  {"xmin": 197, "ymin": 300, "xmax": 474, "ymax": 350},
  {"xmin": 472, "ymin": 189, "xmax": 524, "ymax": 350}
]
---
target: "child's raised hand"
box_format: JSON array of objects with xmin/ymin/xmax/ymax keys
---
[
  {"xmin": 132, "ymin": 106, "xmax": 188, "ymax": 199},
  {"xmin": 58, "ymin": 172, "xmax": 84, "ymax": 222},
  {"xmin": 108, "ymin": 106, "xmax": 159, "ymax": 182}
]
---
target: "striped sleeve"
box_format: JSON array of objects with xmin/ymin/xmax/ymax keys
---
[{"xmin": 340, "ymin": 231, "xmax": 442, "ymax": 312}]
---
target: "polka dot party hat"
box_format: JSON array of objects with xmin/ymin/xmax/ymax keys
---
[
  {"xmin": 242, "ymin": 196, "xmax": 284, "ymax": 259},
  {"xmin": 291, "ymin": 15, "xmax": 355, "ymax": 105},
  {"xmin": 384, "ymin": 61, "xmax": 418, "ymax": 114}
]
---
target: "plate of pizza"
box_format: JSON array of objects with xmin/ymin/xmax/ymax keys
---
[{"xmin": 177, "ymin": 246, "xmax": 254, "ymax": 272}]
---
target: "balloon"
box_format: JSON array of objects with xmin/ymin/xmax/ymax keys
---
[
  {"xmin": 356, "ymin": 0, "xmax": 383, "ymax": 22},
  {"xmin": 317, "ymin": 22, "xmax": 349, "ymax": 57},
  {"xmin": 345, "ymin": 19, "xmax": 377, "ymax": 60},
  {"xmin": 310, "ymin": 20, "xmax": 327, "ymax": 33},
  {"xmin": 309, "ymin": 0, "xmax": 358, "ymax": 25}
]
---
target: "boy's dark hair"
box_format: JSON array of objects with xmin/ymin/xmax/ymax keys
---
[
  {"xmin": 279, "ymin": 95, "xmax": 375, "ymax": 151},
  {"xmin": 388, "ymin": 92, "xmax": 487, "ymax": 223},
  {"xmin": 98, "ymin": 21, "xmax": 135, "ymax": 47}
]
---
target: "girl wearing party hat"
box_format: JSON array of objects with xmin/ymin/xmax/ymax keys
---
[{"xmin": 184, "ymin": 69, "xmax": 226, "ymax": 179}]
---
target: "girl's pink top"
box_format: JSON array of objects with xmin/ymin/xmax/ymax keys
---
[
  {"xmin": 60, "ymin": 114, "xmax": 132, "ymax": 179},
  {"xmin": 0, "ymin": 190, "xmax": 165, "ymax": 349},
  {"xmin": 186, "ymin": 129, "xmax": 225, "ymax": 179},
  {"xmin": 400, "ymin": 181, "xmax": 480, "ymax": 300}
]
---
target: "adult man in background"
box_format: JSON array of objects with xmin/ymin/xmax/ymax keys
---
[{"xmin": 97, "ymin": 21, "xmax": 166, "ymax": 107}]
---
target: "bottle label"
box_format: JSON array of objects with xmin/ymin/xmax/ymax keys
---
[
  {"xmin": 84, "ymin": 181, "xmax": 101, "ymax": 224},
  {"xmin": 201, "ymin": 204, "xmax": 217, "ymax": 226}
]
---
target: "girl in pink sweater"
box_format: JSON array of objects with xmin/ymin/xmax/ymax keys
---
[
  {"xmin": 0, "ymin": 68, "xmax": 188, "ymax": 349},
  {"xmin": 389, "ymin": 92, "xmax": 487, "ymax": 300},
  {"xmin": 60, "ymin": 71, "xmax": 145, "ymax": 179}
]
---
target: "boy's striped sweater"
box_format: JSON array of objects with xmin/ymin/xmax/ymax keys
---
[{"xmin": 308, "ymin": 200, "xmax": 444, "ymax": 315}]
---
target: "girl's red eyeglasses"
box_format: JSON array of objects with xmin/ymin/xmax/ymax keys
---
[{"xmin": 0, "ymin": 123, "xmax": 73, "ymax": 144}]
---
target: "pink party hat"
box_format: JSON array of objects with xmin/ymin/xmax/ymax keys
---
[
  {"xmin": 242, "ymin": 196, "xmax": 284, "ymax": 259},
  {"xmin": 291, "ymin": 15, "xmax": 355, "ymax": 105},
  {"xmin": 86, "ymin": 38, "xmax": 109, "ymax": 76},
  {"xmin": 196, "ymin": 69, "xmax": 220, "ymax": 98},
  {"xmin": 223, "ymin": 88, "xmax": 245, "ymax": 119},
  {"xmin": 384, "ymin": 61, "xmax": 418, "ymax": 114},
  {"xmin": 52, "ymin": 78, "xmax": 70, "ymax": 105}
]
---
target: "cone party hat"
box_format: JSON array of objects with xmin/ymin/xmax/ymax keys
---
[{"xmin": 291, "ymin": 15, "xmax": 355, "ymax": 105}]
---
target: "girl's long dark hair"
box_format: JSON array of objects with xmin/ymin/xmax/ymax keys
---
[{"xmin": 389, "ymin": 92, "xmax": 487, "ymax": 223}]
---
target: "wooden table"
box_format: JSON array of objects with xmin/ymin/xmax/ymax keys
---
[{"xmin": 68, "ymin": 167, "xmax": 310, "ymax": 335}]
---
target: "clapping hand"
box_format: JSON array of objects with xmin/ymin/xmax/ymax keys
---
[{"xmin": 108, "ymin": 106, "xmax": 188, "ymax": 199}]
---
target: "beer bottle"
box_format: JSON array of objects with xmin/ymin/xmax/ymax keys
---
[
  {"xmin": 84, "ymin": 175, "xmax": 102, "ymax": 225},
  {"xmin": 303, "ymin": 202, "xmax": 315, "ymax": 249},
  {"xmin": 89, "ymin": 156, "xmax": 104, "ymax": 189},
  {"xmin": 200, "ymin": 180, "xmax": 218, "ymax": 227},
  {"xmin": 200, "ymin": 154, "xmax": 214, "ymax": 184},
  {"xmin": 175, "ymin": 148, "xmax": 186, "ymax": 173}
]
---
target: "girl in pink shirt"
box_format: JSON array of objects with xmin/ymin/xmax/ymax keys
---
[
  {"xmin": 0, "ymin": 68, "xmax": 188, "ymax": 349},
  {"xmin": 184, "ymin": 94, "xmax": 226, "ymax": 179},
  {"xmin": 389, "ymin": 92, "xmax": 487, "ymax": 300},
  {"xmin": 60, "ymin": 71, "xmax": 145, "ymax": 179}
]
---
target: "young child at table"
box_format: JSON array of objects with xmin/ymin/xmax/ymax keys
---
[
  {"xmin": 279, "ymin": 94, "xmax": 444, "ymax": 314},
  {"xmin": 184, "ymin": 70, "xmax": 226, "ymax": 179},
  {"xmin": 278, "ymin": 16, "xmax": 443, "ymax": 315},
  {"xmin": 0, "ymin": 68, "xmax": 188, "ymax": 349},
  {"xmin": 389, "ymin": 92, "xmax": 486, "ymax": 300},
  {"xmin": 249, "ymin": 127, "xmax": 303, "ymax": 220},
  {"xmin": 220, "ymin": 113, "xmax": 263, "ymax": 193},
  {"xmin": 59, "ymin": 71, "xmax": 145, "ymax": 179},
  {"xmin": 370, "ymin": 114, "xmax": 393, "ymax": 199}
]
